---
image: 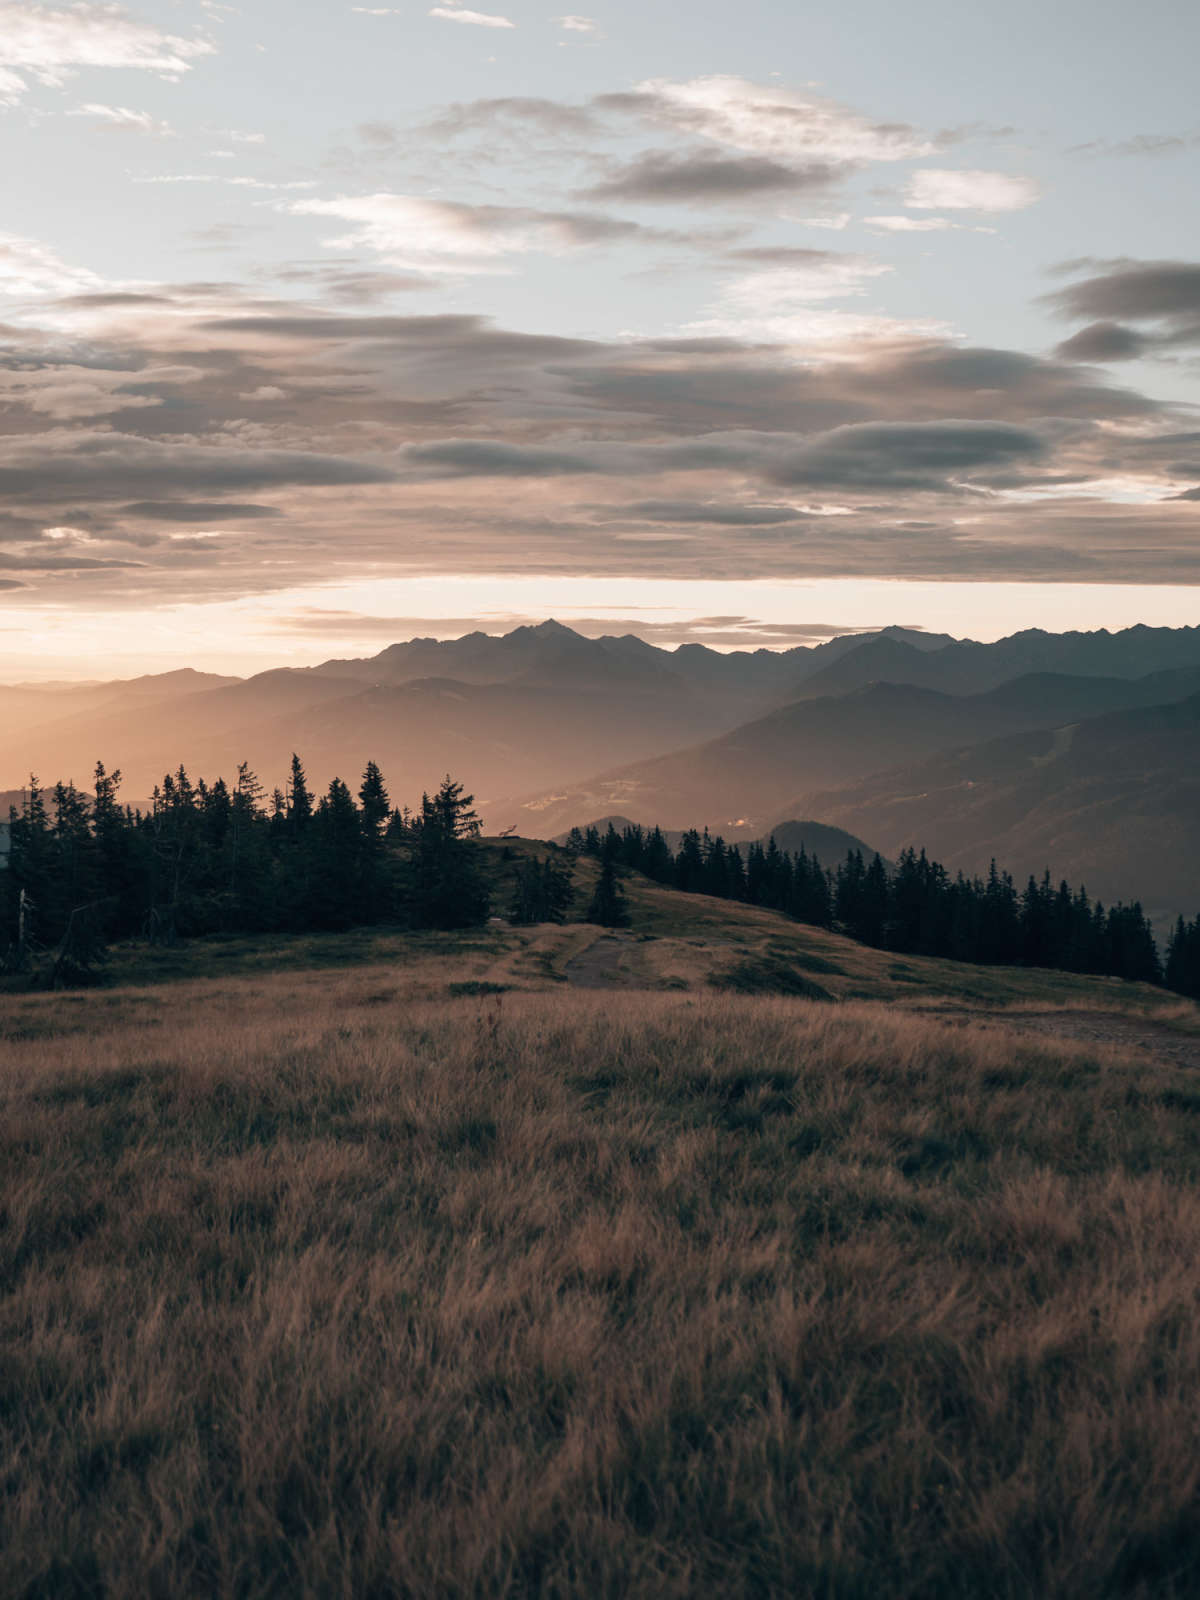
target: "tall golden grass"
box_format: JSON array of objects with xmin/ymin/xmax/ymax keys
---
[{"xmin": 4, "ymin": 972, "xmax": 1200, "ymax": 1596}]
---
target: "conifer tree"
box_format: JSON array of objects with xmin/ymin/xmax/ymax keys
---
[
  {"xmin": 359, "ymin": 761, "xmax": 390, "ymax": 839},
  {"xmin": 413, "ymin": 776, "xmax": 489, "ymax": 928},
  {"xmin": 586, "ymin": 852, "xmax": 629, "ymax": 928}
]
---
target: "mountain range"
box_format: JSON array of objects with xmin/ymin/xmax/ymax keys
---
[{"xmin": 6, "ymin": 617, "xmax": 1200, "ymax": 921}]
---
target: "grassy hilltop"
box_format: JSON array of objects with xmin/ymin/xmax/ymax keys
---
[{"xmin": 4, "ymin": 847, "xmax": 1200, "ymax": 1597}]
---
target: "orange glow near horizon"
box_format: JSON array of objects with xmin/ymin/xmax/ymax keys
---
[{"xmin": 3, "ymin": 575, "xmax": 1199, "ymax": 681}]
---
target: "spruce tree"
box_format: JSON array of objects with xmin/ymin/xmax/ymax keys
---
[
  {"xmin": 413, "ymin": 776, "xmax": 489, "ymax": 929},
  {"xmin": 358, "ymin": 761, "xmax": 390, "ymax": 839},
  {"xmin": 586, "ymin": 853, "xmax": 629, "ymax": 928}
]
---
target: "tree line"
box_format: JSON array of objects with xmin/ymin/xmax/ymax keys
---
[
  {"xmin": 2, "ymin": 758, "xmax": 497, "ymax": 982},
  {"xmin": 3, "ymin": 757, "xmax": 1199, "ymax": 1001},
  {"xmin": 568, "ymin": 821, "xmax": 1199, "ymax": 997}
]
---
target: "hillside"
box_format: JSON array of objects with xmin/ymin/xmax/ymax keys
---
[
  {"xmin": 492, "ymin": 668, "xmax": 1200, "ymax": 839},
  {"xmin": 796, "ymin": 692, "xmax": 1200, "ymax": 922},
  {"xmin": 4, "ymin": 875, "xmax": 1199, "ymax": 1596}
]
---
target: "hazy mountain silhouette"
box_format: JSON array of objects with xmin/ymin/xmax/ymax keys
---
[
  {"xmin": 7, "ymin": 621, "xmax": 1200, "ymax": 832},
  {"xmin": 794, "ymin": 692, "xmax": 1200, "ymax": 923},
  {"xmin": 0, "ymin": 668, "xmax": 241, "ymax": 745},
  {"xmin": 493, "ymin": 667, "xmax": 1200, "ymax": 838},
  {"xmin": 551, "ymin": 813, "xmax": 882, "ymax": 863},
  {"xmin": 788, "ymin": 624, "xmax": 1200, "ymax": 701},
  {"xmin": 0, "ymin": 621, "xmax": 951, "ymax": 794}
]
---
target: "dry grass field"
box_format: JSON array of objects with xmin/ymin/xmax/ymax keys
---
[{"xmin": 4, "ymin": 908, "xmax": 1200, "ymax": 1597}]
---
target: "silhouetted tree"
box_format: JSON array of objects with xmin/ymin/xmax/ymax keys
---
[
  {"xmin": 586, "ymin": 853, "xmax": 629, "ymax": 928},
  {"xmin": 413, "ymin": 776, "xmax": 489, "ymax": 928}
]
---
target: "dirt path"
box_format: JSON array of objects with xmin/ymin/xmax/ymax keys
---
[
  {"xmin": 564, "ymin": 934, "xmax": 638, "ymax": 989},
  {"xmin": 925, "ymin": 1007, "xmax": 1200, "ymax": 1071}
]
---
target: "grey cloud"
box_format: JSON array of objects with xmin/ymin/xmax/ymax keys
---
[
  {"xmin": 1049, "ymin": 262, "xmax": 1200, "ymax": 318},
  {"xmin": 52, "ymin": 292, "xmax": 175, "ymax": 310},
  {"xmin": 420, "ymin": 97, "xmax": 602, "ymax": 140},
  {"xmin": 268, "ymin": 266, "xmax": 435, "ymax": 302},
  {"xmin": 1072, "ymin": 133, "xmax": 1200, "ymax": 158},
  {"xmin": 0, "ymin": 432, "xmax": 397, "ymax": 500},
  {"xmin": 559, "ymin": 341, "xmax": 1159, "ymax": 434},
  {"xmin": 725, "ymin": 246, "xmax": 844, "ymax": 266},
  {"xmin": 121, "ymin": 501, "xmax": 285, "ymax": 522},
  {"xmin": 402, "ymin": 440, "xmax": 600, "ymax": 477},
  {"xmin": 201, "ymin": 311, "xmax": 597, "ymax": 360},
  {"xmin": 768, "ymin": 421, "xmax": 1048, "ymax": 490},
  {"xmin": 1054, "ymin": 321, "xmax": 1151, "ymax": 362},
  {"xmin": 580, "ymin": 150, "xmax": 841, "ymax": 205},
  {"xmin": 604, "ymin": 500, "xmax": 810, "ymax": 525},
  {"xmin": 0, "ymin": 552, "xmax": 143, "ymax": 572},
  {"xmin": 0, "ymin": 295, "xmax": 1191, "ymax": 600},
  {"xmin": 398, "ymin": 423, "xmax": 1047, "ymax": 494}
]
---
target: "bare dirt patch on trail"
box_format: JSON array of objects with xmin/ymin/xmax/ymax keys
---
[{"xmin": 564, "ymin": 933, "xmax": 638, "ymax": 989}]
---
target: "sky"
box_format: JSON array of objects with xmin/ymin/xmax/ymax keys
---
[{"xmin": 1, "ymin": 0, "xmax": 1198, "ymax": 677}]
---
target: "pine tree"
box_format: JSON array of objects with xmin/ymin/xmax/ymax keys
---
[
  {"xmin": 309, "ymin": 777, "xmax": 365, "ymax": 928},
  {"xmin": 5, "ymin": 778, "xmax": 53, "ymax": 961},
  {"xmin": 586, "ymin": 853, "xmax": 629, "ymax": 928},
  {"xmin": 288, "ymin": 754, "xmax": 312, "ymax": 833},
  {"xmin": 359, "ymin": 761, "xmax": 390, "ymax": 839},
  {"xmin": 1166, "ymin": 916, "xmax": 1200, "ymax": 999},
  {"xmin": 509, "ymin": 853, "xmax": 574, "ymax": 925},
  {"xmin": 413, "ymin": 776, "xmax": 489, "ymax": 929}
]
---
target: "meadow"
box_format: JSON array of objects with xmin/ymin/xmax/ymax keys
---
[{"xmin": 4, "ymin": 908, "xmax": 1200, "ymax": 1597}]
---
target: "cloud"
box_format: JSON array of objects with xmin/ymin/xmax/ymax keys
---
[
  {"xmin": 122, "ymin": 501, "xmax": 285, "ymax": 522},
  {"xmin": 1072, "ymin": 132, "xmax": 1200, "ymax": 158},
  {"xmin": 1054, "ymin": 321, "xmax": 1151, "ymax": 362},
  {"xmin": 580, "ymin": 149, "xmax": 841, "ymax": 205},
  {"xmin": 0, "ymin": 296, "xmax": 1187, "ymax": 602},
  {"xmin": 0, "ymin": 231, "xmax": 103, "ymax": 297},
  {"xmin": 394, "ymin": 419, "xmax": 1049, "ymax": 496},
  {"xmin": 599, "ymin": 500, "xmax": 810, "ymax": 526},
  {"xmin": 766, "ymin": 420, "xmax": 1048, "ymax": 490},
  {"xmin": 555, "ymin": 14, "xmax": 597, "ymax": 31},
  {"xmin": 1047, "ymin": 260, "xmax": 1200, "ymax": 322},
  {"xmin": 68, "ymin": 101, "xmax": 173, "ymax": 134},
  {"xmin": 403, "ymin": 439, "xmax": 600, "ymax": 477},
  {"xmin": 0, "ymin": 366, "xmax": 179, "ymax": 419},
  {"xmin": 290, "ymin": 193, "xmax": 664, "ymax": 269},
  {"xmin": 864, "ymin": 215, "xmax": 996, "ymax": 235},
  {"xmin": 421, "ymin": 96, "xmax": 601, "ymax": 140},
  {"xmin": 1047, "ymin": 260, "xmax": 1200, "ymax": 360},
  {"xmin": 269, "ymin": 265, "xmax": 435, "ymax": 302},
  {"xmin": 276, "ymin": 609, "xmax": 879, "ymax": 647},
  {"xmin": 0, "ymin": 430, "xmax": 398, "ymax": 499},
  {"xmin": 686, "ymin": 256, "xmax": 944, "ymax": 348},
  {"xmin": 903, "ymin": 169, "xmax": 1041, "ymax": 211},
  {"xmin": 798, "ymin": 213, "xmax": 852, "ymax": 231},
  {"xmin": 428, "ymin": 5, "xmax": 515, "ymax": 26},
  {"xmin": 0, "ymin": 2, "xmax": 214, "ymax": 103},
  {"xmin": 726, "ymin": 246, "xmax": 847, "ymax": 267},
  {"xmin": 599, "ymin": 76, "xmax": 935, "ymax": 165}
]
